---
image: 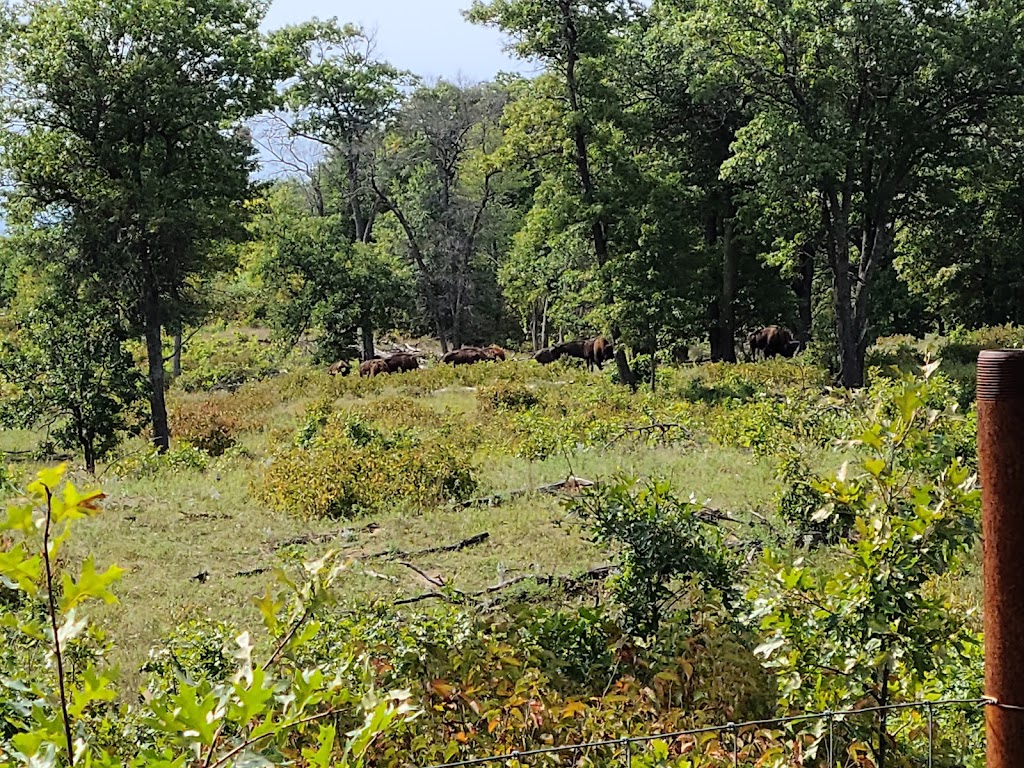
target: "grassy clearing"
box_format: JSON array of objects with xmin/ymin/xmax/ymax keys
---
[{"xmin": 0, "ymin": 327, "xmax": 952, "ymax": 690}]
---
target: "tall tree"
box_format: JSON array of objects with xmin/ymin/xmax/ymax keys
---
[
  {"xmin": 370, "ymin": 81, "xmax": 508, "ymax": 350},
  {"xmin": 467, "ymin": 0, "xmax": 640, "ymax": 386},
  {"xmin": 0, "ymin": 0, "xmax": 280, "ymax": 449},
  {"xmin": 687, "ymin": 0, "xmax": 1024, "ymax": 386},
  {"xmin": 247, "ymin": 182, "xmax": 412, "ymax": 362},
  {"xmin": 269, "ymin": 20, "xmax": 411, "ymax": 245}
]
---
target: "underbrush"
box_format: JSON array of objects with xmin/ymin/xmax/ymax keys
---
[
  {"xmin": 256, "ymin": 410, "xmax": 478, "ymax": 519},
  {"xmin": 0, "ymin": 347, "xmax": 988, "ymax": 767}
]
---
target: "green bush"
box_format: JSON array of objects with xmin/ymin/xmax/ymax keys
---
[
  {"xmin": 256, "ymin": 412, "xmax": 478, "ymax": 519},
  {"xmin": 476, "ymin": 380, "xmax": 540, "ymax": 411},
  {"xmin": 141, "ymin": 619, "xmax": 237, "ymax": 697}
]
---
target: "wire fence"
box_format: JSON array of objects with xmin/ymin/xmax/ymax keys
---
[{"xmin": 424, "ymin": 697, "xmax": 991, "ymax": 768}]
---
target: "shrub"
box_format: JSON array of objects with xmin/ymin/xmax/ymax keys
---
[
  {"xmin": 256, "ymin": 412, "xmax": 478, "ymax": 519},
  {"xmin": 174, "ymin": 332, "xmax": 281, "ymax": 392},
  {"xmin": 169, "ymin": 401, "xmax": 239, "ymax": 456},
  {"xmin": 774, "ymin": 450, "xmax": 853, "ymax": 545},
  {"xmin": 568, "ymin": 476, "xmax": 738, "ymax": 636},
  {"xmin": 141, "ymin": 619, "xmax": 237, "ymax": 697},
  {"xmin": 476, "ymin": 380, "xmax": 540, "ymax": 411}
]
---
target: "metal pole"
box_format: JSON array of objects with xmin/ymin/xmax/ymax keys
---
[
  {"xmin": 827, "ymin": 711, "xmax": 834, "ymax": 768},
  {"xmin": 926, "ymin": 702, "xmax": 933, "ymax": 768},
  {"xmin": 977, "ymin": 350, "xmax": 1024, "ymax": 768}
]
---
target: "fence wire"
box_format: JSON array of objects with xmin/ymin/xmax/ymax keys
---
[{"xmin": 424, "ymin": 697, "xmax": 992, "ymax": 768}]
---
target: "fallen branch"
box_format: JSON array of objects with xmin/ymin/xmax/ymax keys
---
[
  {"xmin": 460, "ymin": 477, "xmax": 596, "ymax": 509},
  {"xmin": 362, "ymin": 568, "xmax": 399, "ymax": 584},
  {"xmin": 393, "ymin": 565, "xmax": 614, "ymax": 608},
  {"xmin": 396, "ymin": 560, "xmax": 448, "ymax": 589},
  {"xmin": 366, "ymin": 532, "xmax": 490, "ymax": 560},
  {"xmin": 234, "ymin": 567, "xmax": 271, "ymax": 578},
  {"xmin": 274, "ymin": 522, "xmax": 379, "ymax": 551},
  {"xmin": 607, "ymin": 423, "xmax": 691, "ymax": 448}
]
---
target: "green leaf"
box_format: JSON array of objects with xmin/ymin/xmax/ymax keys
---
[{"xmin": 59, "ymin": 556, "xmax": 123, "ymax": 611}]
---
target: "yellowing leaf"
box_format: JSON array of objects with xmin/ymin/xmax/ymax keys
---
[
  {"xmin": 59, "ymin": 556, "xmax": 123, "ymax": 611},
  {"xmin": 560, "ymin": 700, "xmax": 587, "ymax": 719}
]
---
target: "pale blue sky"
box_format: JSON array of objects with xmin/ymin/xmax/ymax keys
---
[{"xmin": 262, "ymin": 0, "xmax": 532, "ymax": 82}]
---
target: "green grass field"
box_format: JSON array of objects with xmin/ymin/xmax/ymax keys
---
[{"xmin": 0, "ymin": 327, "xmax": 982, "ymax": 695}]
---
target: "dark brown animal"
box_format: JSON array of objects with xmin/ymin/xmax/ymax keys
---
[
  {"xmin": 328, "ymin": 359, "xmax": 351, "ymax": 376},
  {"xmin": 384, "ymin": 353, "xmax": 420, "ymax": 373},
  {"xmin": 552, "ymin": 340, "xmax": 588, "ymax": 362},
  {"xmin": 482, "ymin": 345, "xmax": 507, "ymax": 361},
  {"xmin": 359, "ymin": 358, "xmax": 390, "ymax": 377},
  {"xmin": 583, "ymin": 336, "xmax": 615, "ymax": 371},
  {"xmin": 748, "ymin": 326, "xmax": 800, "ymax": 360},
  {"xmin": 441, "ymin": 347, "xmax": 487, "ymax": 366},
  {"xmin": 533, "ymin": 347, "xmax": 559, "ymax": 364}
]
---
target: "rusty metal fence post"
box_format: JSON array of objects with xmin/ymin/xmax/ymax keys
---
[{"xmin": 977, "ymin": 350, "xmax": 1024, "ymax": 768}]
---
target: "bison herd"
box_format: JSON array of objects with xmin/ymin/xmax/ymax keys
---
[{"xmin": 328, "ymin": 325, "xmax": 801, "ymax": 378}]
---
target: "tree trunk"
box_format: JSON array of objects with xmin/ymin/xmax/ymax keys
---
[
  {"xmin": 143, "ymin": 292, "xmax": 170, "ymax": 452},
  {"xmin": 360, "ymin": 317, "xmax": 374, "ymax": 362},
  {"xmin": 720, "ymin": 217, "xmax": 738, "ymax": 363},
  {"xmin": 541, "ymin": 296, "xmax": 549, "ymax": 348},
  {"xmin": 171, "ymin": 332, "xmax": 183, "ymax": 378},
  {"xmin": 823, "ymin": 188, "xmax": 864, "ymax": 388},
  {"xmin": 530, "ymin": 304, "xmax": 538, "ymax": 350},
  {"xmin": 559, "ymin": 1, "xmax": 634, "ymax": 389},
  {"xmin": 83, "ymin": 437, "xmax": 96, "ymax": 475},
  {"xmin": 649, "ymin": 349, "xmax": 657, "ymax": 392},
  {"xmin": 708, "ymin": 300, "xmax": 724, "ymax": 361},
  {"xmin": 793, "ymin": 241, "xmax": 815, "ymax": 346}
]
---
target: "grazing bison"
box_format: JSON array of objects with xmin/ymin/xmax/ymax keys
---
[
  {"xmin": 584, "ymin": 336, "xmax": 614, "ymax": 371},
  {"xmin": 441, "ymin": 347, "xmax": 487, "ymax": 366},
  {"xmin": 482, "ymin": 345, "xmax": 507, "ymax": 361},
  {"xmin": 359, "ymin": 358, "xmax": 390, "ymax": 377},
  {"xmin": 534, "ymin": 347, "xmax": 559, "ymax": 365},
  {"xmin": 552, "ymin": 339, "xmax": 588, "ymax": 362},
  {"xmin": 328, "ymin": 359, "xmax": 351, "ymax": 376},
  {"xmin": 748, "ymin": 325, "xmax": 801, "ymax": 360},
  {"xmin": 385, "ymin": 353, "xmax": 420, "ymax": 373}
]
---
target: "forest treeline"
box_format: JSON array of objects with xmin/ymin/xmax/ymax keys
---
[{"xmin": 2, "ymin": 0, "xmax": 1024, "ymax": 453}]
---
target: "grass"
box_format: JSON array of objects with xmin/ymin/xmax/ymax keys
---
[{"xmin": 0, "ymin": 326, "xmax": 939, "ymax": 692}]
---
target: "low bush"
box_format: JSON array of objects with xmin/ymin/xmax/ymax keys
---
[
  {"xmin": 169, "ymin": 400, "xmax": 240, "ymax": 456},
  {"xmin": 476, "ymin": 380, "xmax": 540, "ymax": 412},
  {"xmin": 256, "ymin": 412, "xmax": 478, "ymax": 519},
  {"xmin": 173, "ymin": 332, "xmax": 282, "ymax": 392}
]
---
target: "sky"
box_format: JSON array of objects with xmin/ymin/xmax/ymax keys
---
[{"xmin": 262, "ymin": 0, "xmax": 531, "ymax": 83}]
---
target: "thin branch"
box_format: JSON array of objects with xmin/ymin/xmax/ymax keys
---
[
  {"xmin": 42, "ymin": 485, "xmax": 75, "ymax": 766},
  {"xmin": 208, "ymin": 708, "xmax": 340, "ymax": 768}
]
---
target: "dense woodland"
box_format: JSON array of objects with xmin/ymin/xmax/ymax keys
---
[{"xmin": 0, "ymin": 0, "xmax": 1018, "ymax": 766}]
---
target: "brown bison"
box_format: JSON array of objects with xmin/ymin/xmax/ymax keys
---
[
  {"xmin": 441, "ymin": 347, "xmax": 487, "ymax": 366},
  {"xmin": 481, "ymin": 345, "xmax": 507, "ymax": 361},
  {"xmin": 359, "ymin": 358, "xmax": 390, "ymax": 377},
  {"xmin": 384, "ymin": 353, "xmax": 420, "ymax": 373},
  {"xmin": 534, "ymin": 347, "xmax": 559, "ymax": 365},
  {"xmin": 552, "ymin": 340, "xmax": 588, "ymax": 362},
  {"xmin": 328, "ymin": 359, "xmax": 351, "ymax": 376},
  {"xmin": 584, "ymin": 336, "xmax": 615, "ymax": 371},
  {"xmin": 748, "ymin": 325, "xmax": 801, "ymax": 360}
]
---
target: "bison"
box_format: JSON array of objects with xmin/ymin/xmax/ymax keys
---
[
  {"xmin": 327, "ymin": 359, "xmax": 351, "ymax": 376},
  {"xmin": 441, "ymin": 347, "xmax": 487, "ymax": 366},
  {"xmin": 384, "ymin": 353, "xmax": 420, "ymax": 373},
  {"xmin": 584, "ymin": 336, "xmax": 614, "ymax": 371},
  {"xmin": 481, "ymin": 345, "xmax": 507, "ymax": 361},
  {"xmin": 748, "ymin": 325, "xmax": 801, "ymax": 360},
  {"xmin": 359, "ymin": 358, "xmax": 390, "ymax": 377},
  {"xmin": 534, "ymin": 347, "xmax": 559, "ymax": 365},
  {"xmin": 552, "ymin": 340, "xmax": 588, "ymax": 362}
]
